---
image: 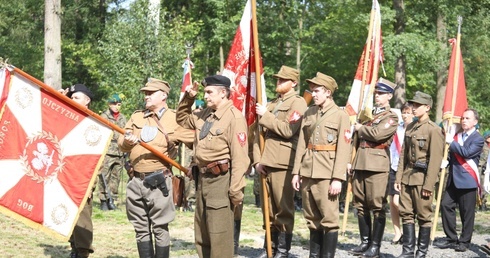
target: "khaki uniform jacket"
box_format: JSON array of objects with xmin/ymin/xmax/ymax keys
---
[
  {"xmin": 292, "ymin": 101, "xmax": 350, "ymax": 180},
  {"xmin": 101, "ymin": 109, "xmax": 127, "ymax": 156},
  {"xmin": 352, "ymin": 107, "xmax": 398, "ymax": 172},
  {"xmin": 253, "ymin": 90, "xmax": 307, "ymax": 170},
  {"xmin": 176, "ymin": 93, "xmax": 250, "ymax": 204},
  {"xmin": 118, "ymin": 108, "xmax": 194, "ymax": 173},
  {"xmin": 396, "ymin": 117, "xmax": 444, "ymax": 192}
]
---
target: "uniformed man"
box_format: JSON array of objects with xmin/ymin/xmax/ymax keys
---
[
  {"xmin": 64, "ymin": 84, "xmax": 96, "ymax": 258},
  {"xmin": 119, "ymin": 78, "xmax": 194, "ymax": 258},
  {"xmin": 97, "ymin": 93, "xmax": 127, "ymax": 211},
  {"xmin": 291, "ymin": 72, "xmax": 350, "ymax": 258},
  {"xmin": 253, "ymin": 65, "xmax": 307, "ymax": 258},
  {"xmin": 394, "ymin": 91, "xmax": 444, "ymax": 258},
  {"xmin": 176, "ymin": 75, "xmax": 250, "ymax": 258},
  {"xmin": 349, "ymin": 78, "xmax": 398, "ymax": 258}
]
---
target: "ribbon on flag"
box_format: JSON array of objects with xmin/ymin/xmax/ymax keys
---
[
  {"xmin": 0, "ymin": 67, "xmax": 112, "ymax": 241},
  {"xmin": 344, "ymin": 0, "xmax": 383, "ymax": 124},
  {"xmin": 222, "ymin": 0, "xmax": 266, "ymax": 126},
  {"xmin": 180, "ymin": 57, "xmax": 194, "ymax": 102}
]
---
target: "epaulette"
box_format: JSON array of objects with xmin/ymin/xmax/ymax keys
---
[
  {"xmin": 132, "ymin": 109, "xmax": 145, "ymax": 115},
  {"xmin": 229, "ymin": 105, "xmax": 242, "ymax": 118}
]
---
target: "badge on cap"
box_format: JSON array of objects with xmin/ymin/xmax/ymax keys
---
[
  {"xmin": 289, "ymin": 111, "xmax": 301, "ymax": 124},
  {"xmin": 237, "ymin": 132, "xmax": 247, "ymax": 147}
]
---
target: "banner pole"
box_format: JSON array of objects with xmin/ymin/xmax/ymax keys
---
[
  {"xmin": 11, "ymin": 66, "xmax": 188, "ymax": 174},
  {"xmin": 251, "ymin": 1, "xmax": 272, "ymax": 257}
]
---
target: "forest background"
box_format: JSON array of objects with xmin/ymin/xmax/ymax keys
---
[{"xmin": 1, "ymin": 0, "xmax": 490, "ymax": 129}]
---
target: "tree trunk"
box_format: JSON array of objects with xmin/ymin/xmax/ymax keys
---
[
  {"xmin": 393, "ymin": 0, "xmax": 406, "ymax": 108},
  {"xmin": 44, "ymin": 0, "xmax": 62, "ymax": 89},
  {"xmin": 435, "ymin": 12, "xmax": 447, "ymax": 123}
]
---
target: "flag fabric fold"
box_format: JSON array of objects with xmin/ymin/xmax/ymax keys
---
[
  {"xmin": 442, "ymin": 38, "xmax": 468, "ymax": 123},
  {"xmin": 345, "ymin": 0, "xmax": 383, "ymax": 124},
  {"xmin": 0, "ymin": 67, "xmax": 112, "ymax": 241},
  {"xmin": 180, "ymin": 57, "xmax": 194, "ymax": 102},
  {"xmin": 222, "ymin": 0, "xmax": 266, "ymax": 126}
]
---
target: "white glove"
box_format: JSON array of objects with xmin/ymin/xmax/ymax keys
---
[
  {"xmin": 484, "ymin": 172, "xmax": 490, "ymax": 194},
  {"xmin": 445, "ymin": 132, "xmax": 455, "ymax": 144},
  {"xmin": 440, "ymin": 159, "xmax": 449, "ymax": 169}
]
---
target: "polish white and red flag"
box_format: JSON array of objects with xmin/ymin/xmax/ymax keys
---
[
  {"xmin": 345, "ymin": 0, "xmax": 383, "ymax": 124},
  {"xmin": 222, "ymin": 0, "xmax": 266, "ymax": 126},
  {"xmin": 180, "ymin": 56, "xmax": 194, "ymax": 101},
  {"xmin": 0, "ymin": 67, "xmax": 112, "ymax": 241}
]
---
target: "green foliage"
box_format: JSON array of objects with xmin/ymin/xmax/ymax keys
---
[{"xmin": 2, "ymin": 0, "xmax": 490, "ymax": 127}]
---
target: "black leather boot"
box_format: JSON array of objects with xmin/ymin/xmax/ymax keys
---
[
  {"xmin": 107, "ymin": 199, "xmax": 116, "ymax": 210},
  {"xmin": 137, "ymin": 241, "xmax": 154, "ymax": 258},
  {"xmin": 362, "ymin": 216, "xmax": 385, "ymax": 258},
  {"xmin": 100, "ymin": 200, "xmax": 109, "ymax": 211},
  {"xmin": 322, "ymin": 231, "xmax": 338, "ymax": 258},
  {"xmin": 274, "ymin": 232, "xmax": 292, "ymax": 258},
  {"xmin": 255, "ymin": 194, "xmax": 261, "ymax": 208},
  {"xmin": 309, "ymin": 229, "xmax": 323, "ymax": 258},
  {"xmin": 350, "ymin": 213, "xmax": 372, "ymax": 255},
  {"xmin": 258, "ymin": 231, "xmax": 278, "ymax": 258},
  {"xmin": 415, "ymin": 227, "xmax": 430, "ymax": 258},
  {"xmin": 155, "ymin": 245, "xmax": 169, "ymax": 258},
  {"xmin": 397, "ymin": 223, "xmax": 415, "ymax": 258},
  {"xmin": 234, "ymin": 220, "xmax": 241, "ymax": 255}
]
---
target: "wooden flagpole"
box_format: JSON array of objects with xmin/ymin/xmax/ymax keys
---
[
  {"xmin": 341, "ymin": 0, "xmax": 377, "ymax": 236},
  {"xmin": 251, "ymin": 1, "xmax": 272, "ymax": 257},
  {"xmin": 11, "ymin": 66, "xmax": 189, "ymax": 174},
  {"xmin": 430, "ymin": 16, "xmax": 463, "ymax": 241}
]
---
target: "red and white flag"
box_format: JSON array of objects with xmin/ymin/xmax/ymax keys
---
[
  {"xmin": 442, "ymin": 38, "xmax": 468, "ymax": 123},
  {"xmin": 222, "ymin": 0, "xmax": 266, "ymax": 126},
  {"xmin": 345, "ymin": 0, "xmax": 383, "ymax": 124},
  {"xmin": 0, "ymin": 67, "xmax": 112, "ymax": 241},
  {"xmin": 180, "ymin": 56, "xmax": 194, "ymax": 101}
]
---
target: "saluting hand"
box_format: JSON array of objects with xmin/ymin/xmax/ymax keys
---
[
  {"xmin": 255, "ymin": 103, "xmax": 267, "ymax": 116},
  {"xmin": 185, "ymin": 81, "xmax": 199, "ymax": 97}
]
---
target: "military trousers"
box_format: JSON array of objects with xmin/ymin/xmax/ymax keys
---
[
  {"xmin": 97, "ymin": 154, "xmax": 124, "ymax": 201},
  {"xmin": 126, "ymin": 175, "xmax": 175, "ymax": 246},
  {"xmin": 261, "ymin": 166, "xmax": 295, "ymax": 233},
  {"xmin": 399, "ymin": 184, "xmax": 434, "ymax": 226},
  {"xmin": 352, "ymin": 170, "xmax": 388, "ymax": 218},
  {"xmin": 69, "ymin": 197, "xmax": 94, "ymax": 253},
  {"xmin": 301, "ymin": 177, "xmax": 339, "ymax": 232},
  {"xmin": 195, "ymin": 172, "xmax": 234, "ymax": 258}
]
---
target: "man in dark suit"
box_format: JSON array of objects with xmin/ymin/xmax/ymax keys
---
[{"xmin": 436, "ymin": 108, "xmax": 484, "ymax": 252}]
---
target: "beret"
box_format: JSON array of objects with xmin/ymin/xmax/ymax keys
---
[
  {"xmin": 201, "ymin": 75, "xmax": 231, "ymax": 88},
  {"xmin": 67, "ymin": 84, "xmax": 93, "ymax": 100}
]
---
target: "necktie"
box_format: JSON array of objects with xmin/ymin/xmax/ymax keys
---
[{"xmin": 462, "ymin": 133, "xmax": 468, "ymax": 142}]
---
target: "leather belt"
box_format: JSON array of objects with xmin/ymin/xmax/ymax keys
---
[
  {"xmin": 200, "ymin": 159, "xmax": 230, "ymax": 175},
  {"xmin": 307, "ymin": 143, "xmax": 336, "ymax": 151},
  {"xmin": 359, "ymin": 141, "xmax": 388, "ymax": 149},
  {"xmin": 133, "ymin": 169, "xmax": 172, "ymax": 180}
]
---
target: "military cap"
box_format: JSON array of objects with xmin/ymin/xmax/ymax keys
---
[
  {"xmin": 306, "ymin": 72, "xmax": 338, "ymax": 93},
  {"xmin": 273, "ymin": 65, "xmax": 299, "ymax": 83},
  {"xmin": 201, "ymin": 75, "xmax": 231, "ymax": 88},
  {"xmin": 140, "ymin": 78, "xmax": 170, "ymax": 93},
  {"xmin": 375, "ymin": 77, "xmax": 396, "ymax": 93},
  {"xmin": 67, "ymin": 84, "xmax": 93, "ymax": 100},
  {"xmin": 408, "ymin": 91, "xmax": 433, "ymax": 107},
  {"xmin": 107, "ymin": 93, "xmax": 122, "ymax": 103},
  {"xmin": 195, "ymin": 99, "xmax": 205, "ymax": 108}
]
